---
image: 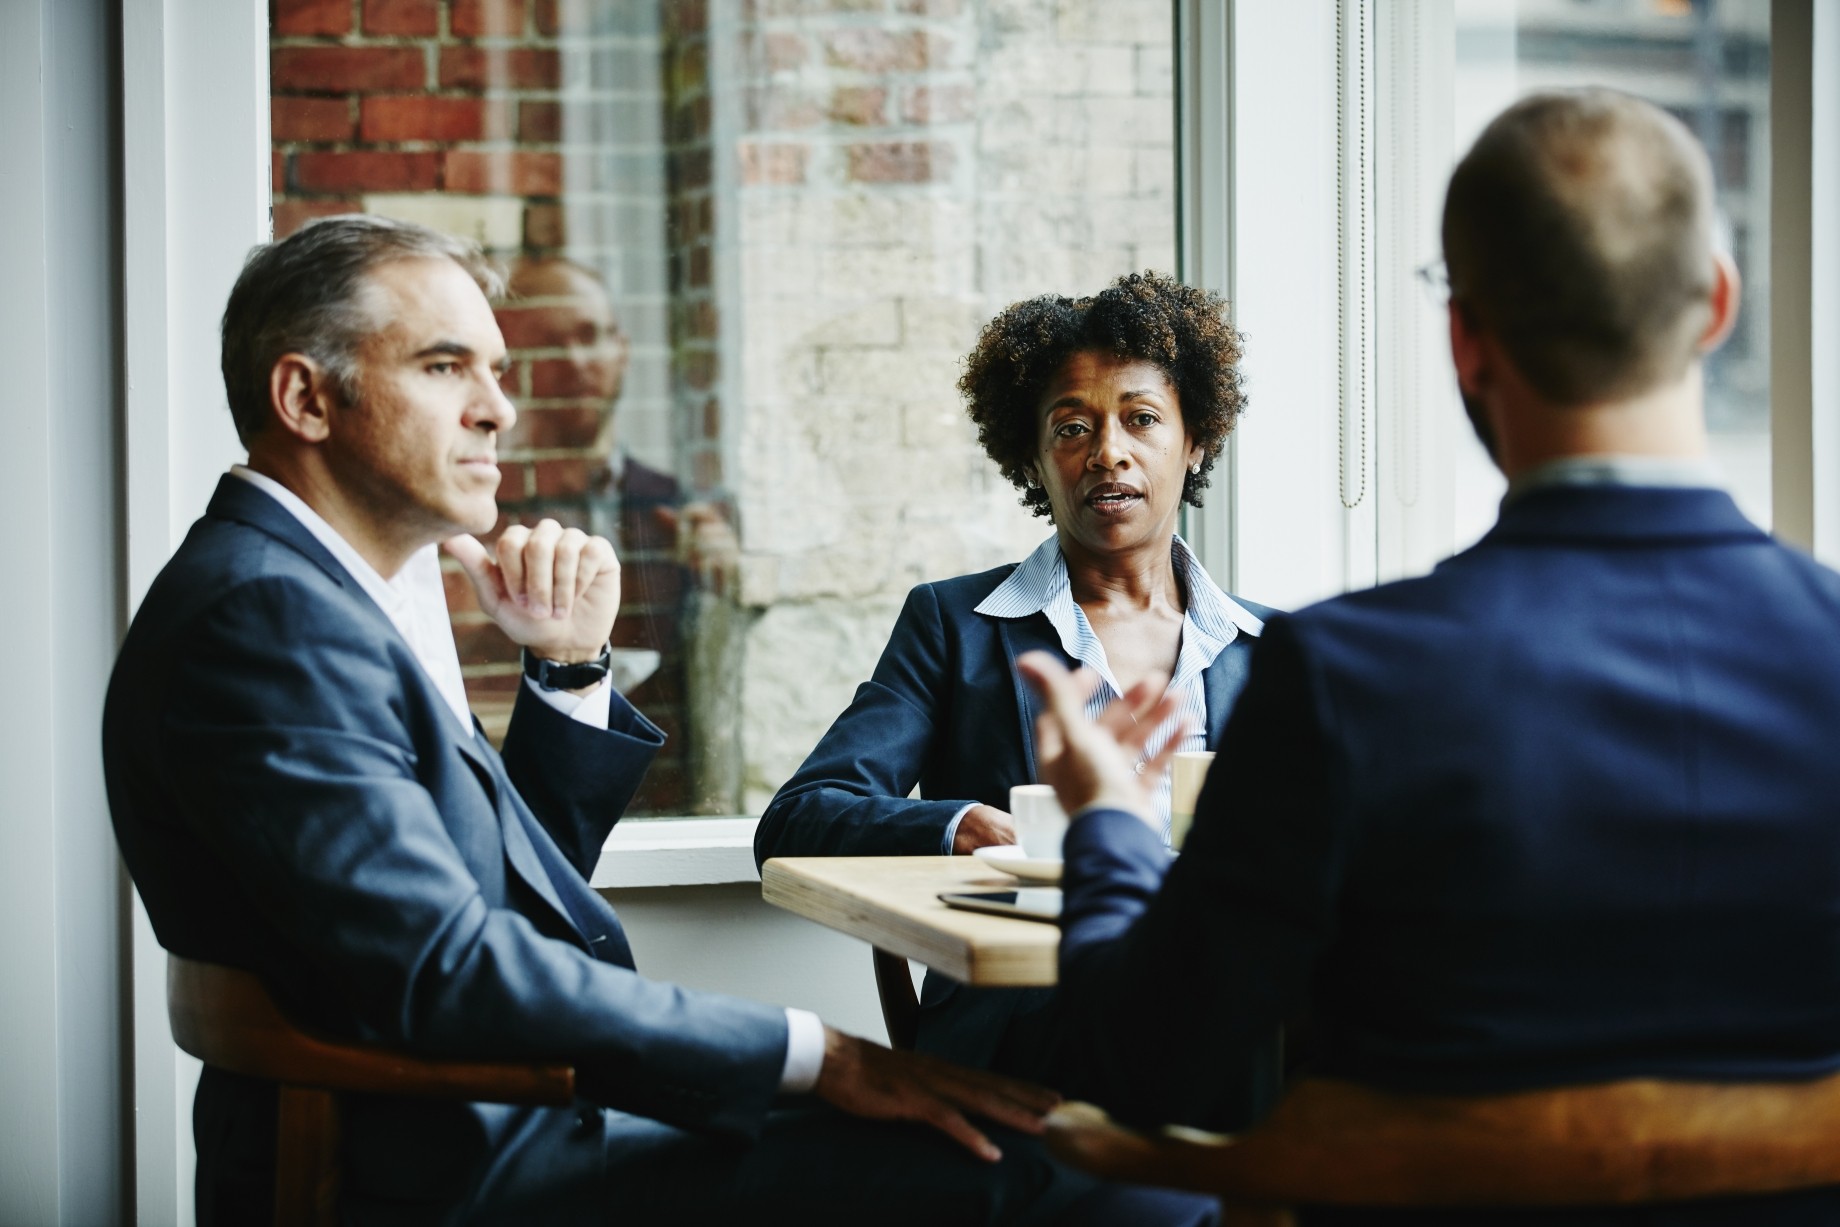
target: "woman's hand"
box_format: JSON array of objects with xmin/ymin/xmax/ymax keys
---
[{"xmin": 952, "ymin": 805, "xmax": 1017, "ymax": 854}]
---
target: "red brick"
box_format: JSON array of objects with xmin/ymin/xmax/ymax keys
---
[
  {"xmin": 666, "ymin": 0, "xmax": 709, "ymax": 35},
  {"xmin": 534, "ymin": 0, "xmax": 586, "ymax": 34},
  {"xmin": 845, "ymin": 140, "xmax": 953, "ymax": 183},
  {"xmin": 502, "ymin": 406, "xmax": 603, "ymax": 451},
  {"xmin": 442, "ymin": 564, "xmax": 483, "ymax": 615},
  {"xmin": 272, "ymin": 96, "xmax": 354, "ymax": 142},
  {"xmin": 759, "ymin": 32, "xmax": 807, "ymax": 71},
  {"xmin": 533, "ymin": 457, "xmax": 592, "ymax": 497},
  {"xmin": 671, "ymin": 43, "xmax": 708, "ymax": 95},
  {"xmin": 687, "ymin": 246, "xmax": 711, "ymax": 288},
  {"xmin": 680, "ymin": 350, "xmax": 718, "ymax": 390},
  {"xmin": 739, "ymin": 142, "xmax": 806, "ymax": 185},
  {"xmin": 902, "ymin": 83, "xmax": 974, "ymax": 124},
  {"xmin": 273, "ymin": 197, "xmax": 357, "ymax": 237},
  {"xmin": 527, "ymin": 359, "xmax": 603, "ymax": 399},
  {"xmin": 824, "ymin": 29, "xmax": 939, "ymax": 72},
  {"xmin": 360, "ymin": 95, "xmax": 485, "ymax": 142},
  {"xmin": 444, "ymin": 150, "xmax": 562, "ymax": 195},
  {"xmin": 439, "ymin": 46, "xmax": 560, "ymax": 90},
  {"xmin": 362, "ymin": 0, "xmax": 439, "ymax": 34},
  {"xmin": 455, "ymin": 619, "xmax": 520, "ymax": 666},
  {"xmin": 523, "ymin": 202, "xmax": 565, "ymax": 248},
  {"xmin": 745, "ymin": 88, "xmax": 822, "ymax": 132},
  {"xmin": 829, "ymin": 86, "xmax": 886, "ymax": 126},
  {"xmin": 494, "ymin": 303, "xmax": 580, "ymax": 348},
  {"xmin": 272, "ymin": 46, "xmax": 425, "ymax": 94},
  {"xmin": 519, "ymin": 100, "xmax": 562, "ymax": 142},
  {"xmin": 292, "ymin": 150, "xmax": 440, "ymax": 192},
  {"xmin": 702, "ymin": 397, "xmax": 721, "ymax": 440},
  {"xmin": 274, "ymin": 0, "xmax": 351, "ymax": 36},
  {"xmin": 669, "ymin": 148, "xmax": 712, "ymax": 191},
  {"xmin": 272, "ymin": 151, "xmax": 286, "ymax": 193},
  {"xmin": 451, "ymin": 0, "xmax": 526, "ymax": 37}
]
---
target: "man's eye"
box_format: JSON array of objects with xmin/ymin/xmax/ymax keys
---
[{"xmin": 429, "ymin": 362, "xmax": 459, "ymax": 375}]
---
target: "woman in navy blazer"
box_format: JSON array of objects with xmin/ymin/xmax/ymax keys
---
[{"xmin": 755, "ymin": 273, "xmax": 1282, "ymax": 1126}]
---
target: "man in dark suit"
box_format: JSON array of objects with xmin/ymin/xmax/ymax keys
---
[
  {"xmin": 103, "ymin": 215, "xmax": 1196, "ymax": 1225},
  {"xmin": 1020, "ymin": 90, "xmax": 1840, "ymax": 1224}
]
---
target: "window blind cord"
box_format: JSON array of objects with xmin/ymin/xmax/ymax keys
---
[{"xmin": 1338, "ymin": 0, "xmax": 1370, "ymax": 511}]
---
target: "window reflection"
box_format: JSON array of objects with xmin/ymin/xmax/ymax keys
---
[{"xmin": 271, "ymin": 0, "xmax": 1178, "ymax": 814}]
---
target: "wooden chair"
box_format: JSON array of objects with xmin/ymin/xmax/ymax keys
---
[
  {"xmin": 166, "ymin": 955, "xmax": 576, "ymax": 1227},
  {"xmin": 1046, "ymin": 1073, "xmax": 1840, "ymax": 1226},
  {"xmin": 872, "ymin": 947, "xmax": 920, "ymax": 1049}
]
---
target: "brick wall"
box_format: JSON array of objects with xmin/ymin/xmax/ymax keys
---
[
  {"xmin": 267, "ymin": 0, "xmax": 1177, "ymax": 816},
  {"xmin": 270, "ymin": 0, "xmax": 694, "ymax": 811}
]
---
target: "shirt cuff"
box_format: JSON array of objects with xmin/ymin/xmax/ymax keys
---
[
  {"xmin": 779, "ymin": 1007, "xmax": 826, "ymax": 1093},
  {"xmin": 941, "ymin": 802, "xmax": 977, "ymax": 854},
  {"xmin": 524, "ymin": 674, "xmax": 614, "ymax": 728}
]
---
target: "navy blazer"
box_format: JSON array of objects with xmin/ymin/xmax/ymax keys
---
[
  {"xmin": 105, "ymin": 477, "xmax": 790, "ymax": 1226},
  {"xmin": 1058, "ymin": 486, "xmax": 1840, "ymax": 1224},
  {"xmin": 755, "ymin": 561, "xmax": 1275, "ymax": 859},
  {"xmin": 755, "ymin": 558, "xmax": 1277, "ymax": 1095}
]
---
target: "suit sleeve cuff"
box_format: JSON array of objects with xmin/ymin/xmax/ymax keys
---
[
  {"xmin": 524, "ymin": 674, "xmax": 614, "ymax": 728},
  {"xmin": 778, "ymin": 1007, "xmax": 826, "ymax": 1093},
  {"xmin": 940, "ymin": 802, "xmax": 977, "ymax": 854}
]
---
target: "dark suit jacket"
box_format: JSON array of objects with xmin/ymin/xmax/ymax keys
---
[
  {"xmin": 105, "ymin": 477, "xmax": 789, "ymax": 1226},
  {"xmin": 1057, "ymin": 486, "xmax": 1840, "ymax": 1224},
  {"xmin": 755, "ymin": 561, "xmax": 1280, "ymax": 1117}
]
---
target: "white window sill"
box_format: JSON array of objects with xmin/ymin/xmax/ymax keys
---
[{"xmin": 589, "ymin": 816, "xmax": 762, "ymax": 890}]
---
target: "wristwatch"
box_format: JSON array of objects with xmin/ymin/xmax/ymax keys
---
[{"xmin": 522, "ymin": 643, "xmax": 613, "ymax": 692}]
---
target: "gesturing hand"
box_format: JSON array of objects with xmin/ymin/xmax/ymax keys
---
[
  {"xmin": 1015, "ymin": 651, "xmax": 1189, "ymax": 824},
  {"xmin": 444, "ymin": 520, "xmax": 620, "ymax": 664},
  {"xmin": 813, "ymin": 1028, "xmax": 1059, "ymax": 1161}
]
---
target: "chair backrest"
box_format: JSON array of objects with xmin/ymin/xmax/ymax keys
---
[
  {"xmin": 1047, "ymin": 1073, "xmax": 1840, "ymax": 1212},
  {"xmin": 167, "ymin": 955, "xmax": 575, "ymax": 1104}
]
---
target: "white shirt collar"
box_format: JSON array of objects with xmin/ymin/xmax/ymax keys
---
[
  {"xmin": 975, "ymin": 533, "xmax": 1264, "ymax": 640},
  {"xmin": 229, "ymin": 466, "xmax": 475, "ymax": 736}
]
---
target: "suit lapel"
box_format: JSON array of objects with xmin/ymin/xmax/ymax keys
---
[{"xmin": 995, "ymin": 614, "xmax": 1074, "ymax": 782}]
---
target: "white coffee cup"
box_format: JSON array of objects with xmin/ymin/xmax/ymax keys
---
[
  {"xmin": 1010, "ymin": 783, "xmax": 1069, "ymax": 859},
  {"xmin": 1169, "ymin": 750, "xmax": 1215, "ymax": 850}
]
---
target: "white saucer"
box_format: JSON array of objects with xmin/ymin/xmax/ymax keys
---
[{"xmin": 972, "ymin": 844, "xmax": 1063, "ymax": 883}]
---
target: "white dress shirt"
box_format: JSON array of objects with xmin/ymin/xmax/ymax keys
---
[
  {"xmin": 227, "ymin": 467, "xmax": 824, "ymax": 1092},
  {"xmin": 961, "ymin": 533, "xmax": 1263, "ymax": 846}
]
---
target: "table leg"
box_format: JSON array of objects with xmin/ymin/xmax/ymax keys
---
[{"xmin": 871, "ymin": 947, "xmax": 919, "ymax": 1050}]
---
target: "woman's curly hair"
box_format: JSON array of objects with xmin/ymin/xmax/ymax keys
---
[{"xmin": 958, "ymin": 271, "xmax": 1246, "ymax": 519}]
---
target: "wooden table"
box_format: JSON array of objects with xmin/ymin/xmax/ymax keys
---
[{"xmin": 760, "ymin": 856, "xmax": 1058, "ymax": 987}]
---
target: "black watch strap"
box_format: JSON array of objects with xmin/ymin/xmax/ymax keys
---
[{"xmin": 522, "ymin": 643, "xmax": 614, "ymax": 692}]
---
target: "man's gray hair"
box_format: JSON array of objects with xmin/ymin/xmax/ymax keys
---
[
  {"xmin": 1441, "ymin": 88, "xmax": 1717, "ymax": 406},
  {"xmin": 220, "ymin": 214, "xmax": 504, "ymax": 443}
]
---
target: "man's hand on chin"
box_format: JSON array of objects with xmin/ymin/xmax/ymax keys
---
[
  {"xmin": 1015, "ymin": 651, "xmax": 1187, "ymax": 825},
  {"xmin": 445, "ymin": 520, "xmax": 621, "ymax": 664},
  {"xmin": 812, "ymin": 1027, "xmax": 1059, "ymax": 1162}
]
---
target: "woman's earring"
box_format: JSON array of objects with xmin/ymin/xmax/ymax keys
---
[{"xmin": 1189, "ymin": 461, "xmax": 1201, "ymax": 474}]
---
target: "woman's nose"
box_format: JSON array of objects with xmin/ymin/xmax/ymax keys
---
[{"xmin": 1088, "ymin": 420, "xmax": 1128, "ymax": 469}]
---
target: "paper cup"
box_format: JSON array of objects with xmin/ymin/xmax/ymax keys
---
[
  {"xmin": 1010, "ymin": 783, "xmax": 1069, "ymax": 859},
  {"xmin": 1169, "ymin": 750, "xmax": 1215, "ymax": 850}
]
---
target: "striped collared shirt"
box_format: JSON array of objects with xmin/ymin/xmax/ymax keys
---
[{"xmin": 975, "ymin": 534, "xmax": 1264, "ymax": 842}]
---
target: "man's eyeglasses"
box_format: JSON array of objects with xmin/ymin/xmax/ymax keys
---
[{"xmin": 1415, "ymin": 259, "xmax": 1451, "ymax": 308}]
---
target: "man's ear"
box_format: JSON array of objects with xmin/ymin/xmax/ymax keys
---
[
  {"xmin": 1448, "ymin": 301, "xmax": 1490, "ymax": 402},
  {"xmin": 268, "ymin": 353, "xmax": 337, "ymax": 443},
  {"xmin": 1696, "ymin": 250, "xmax": 1741, "ymax": 355}
]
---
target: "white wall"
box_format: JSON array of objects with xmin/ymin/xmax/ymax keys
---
[{"xmin": 0, "ymin": 0, "xmax": 128, "ymax": 1220}]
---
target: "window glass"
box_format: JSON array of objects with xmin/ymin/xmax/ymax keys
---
[
  {"xmin": 270, "ymin": 0, "xmax": 1177, "ymax": 815},
  {"xmin": 1453, "ymin": 0, "xmax": 1771, "ymax": 531}
]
